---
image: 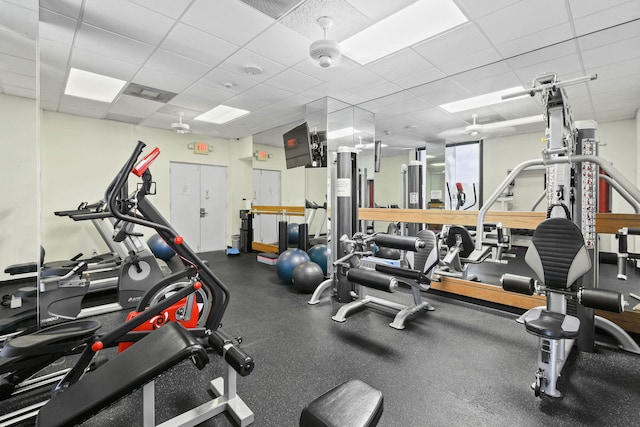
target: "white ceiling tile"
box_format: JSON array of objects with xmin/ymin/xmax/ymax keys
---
[
  {"xmin": 181, "ymin": 82, "xmax": 234, "ymax": 105},
  {"xmin": 146, "ymin": 49, "xmax": 211, "ymax": 81},
  {"xmin": 394, "ymin": 68, "xmax": 446, "ymax": 90},
  {"xmin": 584, "ymin": 57, "xmax": 640, "ymax": 81},
  {"xmin": 325, "ymin": 86, "xmax": 367, "ymax": 105},
  {"xmin": 453, "ymin": 70, "xmax": 522, "ymax": 96},
  {"xmin": 161, "ymin": 23, "xmax": 239, "ymax": 67},
  {"xmin": 39, "ymin": 9, "xmax": 76, "ymax": 45},
  {"xmin": 156, "ymin": 105, "xmax": 201, "ymax": 120},
  {"xmin": 477, "ymin": 0, "xmax": 570, "ymax": 46},
  {"xmin": 506, "ymin": 40, "xmax": 578, "ymax": 71},
  {"xmin": 572, "ymin": 1, "xmax": 640, "ymax": 34},
  {"xmin": 0, "ymin": 29, "xmax": 36, "ymax": 60},
  {"xmin": 368, "ymin": 49, "xmax": 434, "ymax": 81},
  {"xmin": 588, "ymin": 76, "xmax": 640, "ymax": 96},
  {"xmin": 264, "ymin": 68, "xmax": 323, "ymax": 93},
  {"xmin": 59, "ymin": 103, "xmax": 108, "ymax": 118},
  {"xmin": 411, "ymin": 84, "xmax": 471, "ymax": 106},
  {"xmin": 40, "ymin": 63, "xmax": 66, "ymax": 105},
  {"xmin": 331, "ymin": 67, "xmax": 389, "ymax": 92},
  {"xmin": 0, "ymin": 70, "xmax": 35, "ymax": 88},
  {"xmin": 487, "ymin": 97, "xmax": 543, "ymax": 120},
  {"xmin": 168, "ymin": 93, "xmax": 221, "ymax": 112},
  {"xmin": 218, "ymin": 48, "xmax": 287, "ymax": 82},
  {"xmin": 495, "ymin": 23, "xmax": 573, "ymax": 58},
  {"xmin": 40, "ymin": 0, "xmax": 82, "ymax": 19},
  {"xmin": 577, "ymin": 20, "xmax": 640, "ymax": 51},
  {"xmin": 292, "ymin": 56, "xmax": 359, "ymax": 82},
  {"xmin": 3, "ymin": 85, "xmax": 36, "ymax": 99},
  {"xmin": 455, "ymin": 0, "xmax": 520, "ymax": 19},
  {"xmin": 71, "ymin": 48, "xmax": 139, "ymax": 81},
  {"xmin": 437, "ymin": 48, "xmax": 502, "ymax": 75},
  {"xmin": 240, "ymin": 83, "xmax": 294, "ymax": 104},
  {"xmin": 374, "ymin": 89, "xmax": 417, "ymax": 107},
  {"xmin": 109, "ymin": 94, "xmax": 164, "ymax": 118},
  {"xmin": 244, "ymin": 23, "xmax": 311, "ymax": 67},
  {"xmin": 60, "ymin": 93, "xmax": 111, "ymax": 112},
  {"xmin": 1, "ymin": 1, "xmax": 38, "ymax": 39},
  {"xmin": 75, "ymin": 24, "xmax": 154, "ymax": 66},
  {"xmin": 358, "ymin": 82, "xmax": 404, "ymax": 102},
  {"xmin": 40, "ymin": 38, "xmax": 72, "ymax": 65},
  {"xmin": 0, "ymin": 52, "xmax": 36, "ymax": 76},
  {"xmin": 581, "ymin": 35, "xmax": 640, "ymax": 69},
  {"xmin": 385, "ymin": 94, "xmax": 434, "ymax": 115},
  {"xmin": 133, "ymin": 67, "xmax": 192, "ymax": 93},
  {"xmin": 183, "ymin": 0, "xmax": 274, "ymax": 46},
  {"xmin": 200, "ymin": 68, "xmax": 260, "ymax": 94},
  {"xmin": 413, "ymin": 23, "xmax": 492, "ymax": 67},
  {"xmin": 130, "ymin": 0, "xmax": 192, "ymax": 19},
  {"xmin": 344, "ymin": 0, "xmax": 415, "ymax": 21},
  {"xmin": 83, "ymin": 0, "xmax": 175, "ymax": 45}
]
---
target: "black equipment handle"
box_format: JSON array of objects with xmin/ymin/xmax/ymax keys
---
[
  {"xmin": 626, "ymin": 228, "xmax": 640, "ymax": 235},
  {"xmin": 208, "ymin": 332, "xmax": 254, "ymax": 377},
  {"xmin": 579, "ymin": 288, "xmax": 624, "ymax": 313},
  {"xmin": 346, "ymin": 269, "xmax": 396, "ymax": 293},
  {"xmin": 501, "ymin": 273, "xmax": 535, "ymax": 295},
  {"xmin": 546, "ymin": 202, "xmax": 571, "ymax": 220},
  {"xmin": 374, "ymin": 264, "xmax": 429, "ymax": 285},
  {"xmin": 70, "ymin": 212, "xmax": 113, "ymax": 221},
  {"xmin": 374, "ymin": 234, "xmax": 424, "ymax": 252}
]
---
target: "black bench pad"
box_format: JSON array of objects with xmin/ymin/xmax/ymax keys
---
[
  {"xmin": 524, "ymin": 308, "xmax": 580, "ymax": 339},
  {"xmin": 300, "ymin": 379, "xmax": 383, "ymax": 427},
  {"xmin": 36, "ymin": 322, "xmax": 208, "ymax": 427}
]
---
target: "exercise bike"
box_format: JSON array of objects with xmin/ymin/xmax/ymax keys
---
[{"xmin": 0, "ymin": 142, "xmax": 256, "ymax": 426}]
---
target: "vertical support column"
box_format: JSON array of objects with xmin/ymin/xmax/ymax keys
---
[
  {"xmin": 335, "ymin": 147, "xmax": 358, "ymax": 302},
  {"xmin": 575, "ymin": 121, "xmax": 598, "ymax": 352},
  {"xmin": 407, "ymin": 160, "xmax": 423, "ymax": 237}
]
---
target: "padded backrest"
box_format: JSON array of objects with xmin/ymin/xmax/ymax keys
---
[
  {"xmin": 445, "ymin": 226, "xmax": 475, "ymax": 258},
  {"xmin": 406, "ymin": 229, "xmax": 438, "ymax": 279},
  {"xmin": 525, "ymin": 218, "xmax": 591, "ymax": 290}
]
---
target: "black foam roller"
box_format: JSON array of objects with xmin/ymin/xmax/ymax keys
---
[
  {"xmin": 501, "ymin": 273, "xmax": 535, "ymax": 295},
  {"xmin": 375, "ymin": 264, "xmax": 421, "ymax": 281},
  {"xmin": 374, "ymin": 234, "xmax": 421, "ymax": 251},
  {"xmin": 346, "ymin": 269, "xmax": 395, "ymax": 293},
  {"xmin": 580, "ymin": 288, "xmax": 623, "ymax": 313},
  {"xmin": 225, "ymin": 346, "xmax": 255, "ymax": 377},
  {"xmin": 278, "ymin": 221, "xmax": 288, "ymax": 254}
]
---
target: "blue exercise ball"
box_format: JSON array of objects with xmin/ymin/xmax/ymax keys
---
[
  {"xmin": 276, "ymin": 248, "xmax": 310, "ymax": 285},
  {"xmin": 147, "ymin": 234, "xmax": 175, "ymax": 261},
  {"xmin": 307, "ymin": 244, "xmax": 328, "ymax": 276},
  {"xmin": 288, "ymin": 223, "xmax": 299, "ymax": 244},
  {"xmin": 292, "ymin": 262, "xmax": 324, "ymax": 294},
  {"xmin": 377, "ymin": 246, "xmax": 401, "ymax": 260}
]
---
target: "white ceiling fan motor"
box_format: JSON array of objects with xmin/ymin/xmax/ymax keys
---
[
  {"xmin": 309, "ymin": 16, "xmax": 341, "ymax": 68},
  {"xmin": 171, "ymin": 112, "xmax": 191, "ymax": 134}
]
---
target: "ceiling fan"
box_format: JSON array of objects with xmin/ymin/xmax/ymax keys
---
[
  {"xmin": 438, "ymin": 113, "xmax": 544, "ymax": 140},
  {"xmin": 171, "ymin": 112, "xmax": 191, "ymax": 134}
]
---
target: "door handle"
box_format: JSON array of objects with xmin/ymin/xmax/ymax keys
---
[{"xmin": 200, "ymin": 208, "xmax": 207, "ymax": 218}]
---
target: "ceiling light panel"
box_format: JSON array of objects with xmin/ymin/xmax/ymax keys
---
[
  {"xmin": 341, "ymin": 0, "xmax": 468, "ymax": 65},
  {"xmin": 64, "ymin": 68, "xmax": 126, "ymax": 102},
  {"xmin": 439, "ymin": 86, "xmax": 527, "ymax": 113},
  {"xmin": 195, "ymin": 105, "xmax": 251, "ymax": 124}
]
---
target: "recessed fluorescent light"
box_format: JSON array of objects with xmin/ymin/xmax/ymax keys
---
[
  {"xmin": 64, "ymin": 68, "xmax": 126, "ymax": 102},
  {"xmin": 195, "ymin": 105, "xmax": 250, "ymax": 124},
  {"xmin": 327, "ymin": 127, "xmax": 359, "ymax": 139},
  {"xmin": 439, "ymin": 86, "xmax": 527, "ymax": 113},
  {"xmin": 424, "ymin": 154, "xmax": 435, "ymax": 159},
  {"xmin": 341, "ymin": 0, "xmax": 468, "ymax": 65},
  {"xmin": 355, "ymin": 142, "xmax": 388, "ymax": 150},
  {"xmin": 430, "ymin": 162, "xmax": 445, "ymax": 167}
]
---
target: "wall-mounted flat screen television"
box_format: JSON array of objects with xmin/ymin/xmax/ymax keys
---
[{"xmin": 283, "ymin": 122, "xmax": 312, "ymax": 169}]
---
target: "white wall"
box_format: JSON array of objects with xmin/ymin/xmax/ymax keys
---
[
  {"xmin": 0, "ymin": 94, "xmax": 39, "ymax": 280},
  {"xmin": 40, "ymin": 111, "xmax": 236, "ymax": 261},
  {"xmin": 373, "ymin": 153, "xmax": 413, "ymax": 207}
]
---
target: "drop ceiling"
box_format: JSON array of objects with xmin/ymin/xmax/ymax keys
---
[{"xmin": 1, "ymin": 0, "xmax": 639, "ymax": 157}]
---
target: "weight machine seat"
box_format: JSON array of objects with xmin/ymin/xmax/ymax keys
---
[
  {"xmin": 36, "ymin": 322, "xmax": 209, "ymax": 427},
  {"xmin": 445, "ymin": 226, "xmax": 475, "ymax": 259},
  {"xmin": 523, "ymin": 308, "xmax": 580, "ymax": 339},
  {"xmin": 520, "ymin": 218, "xmax": 592, "ymax": 340},
  {"xmin": 300, "ymin": 379, "xmax": 383, "ymax": 427},
  {"xmin": 1, "ymin": 320, "xmax": 102, "ymax": 358}
]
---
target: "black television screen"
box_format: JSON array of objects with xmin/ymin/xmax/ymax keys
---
[
  {"xmin": 374, "ymin": 140, "xmax": 382, "ymax": 173},
  {"xmin": 283, "ymin": 122, "xmax": 312, "ymax": 169}
]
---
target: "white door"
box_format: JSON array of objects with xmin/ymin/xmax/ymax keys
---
[
  {"xmin": 252, "ymin": 169, "xmax": 280, "ymax": 244},
  {"xmin": 170, "ymin": 162, "xmax": 227, "ymax": 252}
]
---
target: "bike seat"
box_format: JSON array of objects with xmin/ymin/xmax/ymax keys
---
[{"xmin": 1, "ymin": 320, "xmax": 101, "ymax": 358}]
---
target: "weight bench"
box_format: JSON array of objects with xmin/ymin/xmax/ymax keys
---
[
  {"xmin": 36, "ymin": 322, "xmax": 209, "ymax": 427},
  {"xmin": 300, "ymin": 379, "xmax": 383, "ymax": 427}
]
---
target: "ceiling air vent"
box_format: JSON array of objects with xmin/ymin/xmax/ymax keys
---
[
  {"xmin": 239, "ymin": 0, "xmax": 301, "ymax": 19},
  {"xmin": 122, "ymin": 83, "xmax": 177, "ymax": 103}
]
